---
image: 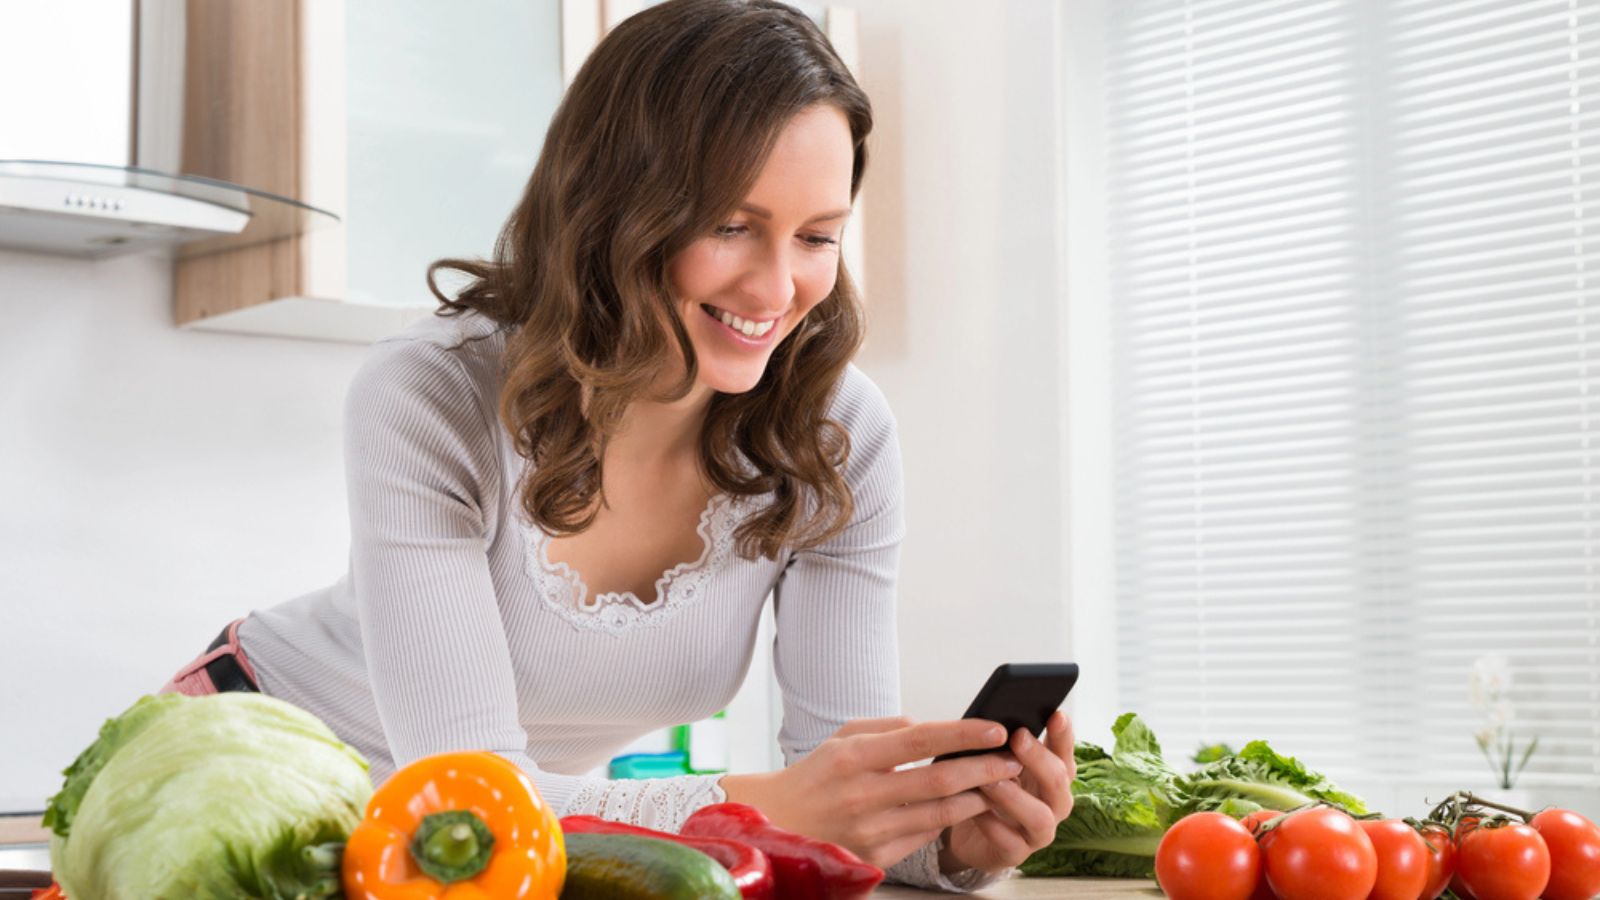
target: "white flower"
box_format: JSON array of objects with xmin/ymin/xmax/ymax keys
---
[
  {"xmin": 1486, "ymin": 699, "xmax": 1515, "ymax": 732},
  {"xmin": 1470, "ymin": 654, "xmax": 1513, "ymax": 709}
]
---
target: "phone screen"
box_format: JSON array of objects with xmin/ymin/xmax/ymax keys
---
[{"xmin": 931, "ymin": 662, "xmax": 1079, "ymax": 763}]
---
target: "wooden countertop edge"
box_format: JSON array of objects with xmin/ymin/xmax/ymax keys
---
[
  {"xmin": 0, "ymin": 815, "xmax": 48, "ymax": 845},
  {"xmin": 874, "ymin": 876, "xmax": 1161, "ymax": 897}
]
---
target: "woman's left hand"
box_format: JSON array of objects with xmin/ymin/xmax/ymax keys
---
[{"xmin": 939, "ymin": 710, "xmax": 1076, "ymax": 875}]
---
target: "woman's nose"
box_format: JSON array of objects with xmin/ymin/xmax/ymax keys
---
[{"xmin": 741, "ymin": 243, "xmax": 796, "ymax": 310}]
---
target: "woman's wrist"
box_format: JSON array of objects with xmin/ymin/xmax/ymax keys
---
[{"xmin": 717, "ymin": 771, "xmax": 778, "ymax": 816}]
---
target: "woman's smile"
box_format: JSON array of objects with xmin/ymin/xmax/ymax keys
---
[{"xmin": 698, "ymin": 303, "xmax": 783, "ymax": 346}]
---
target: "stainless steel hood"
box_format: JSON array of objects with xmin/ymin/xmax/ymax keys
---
[
  {"xmin": 0, "ymin": 160, "xmax": 337, "ymax": 260},
  {"xmin": 0, "ymin": 2, "xmax": 338, "ymax": 261}
]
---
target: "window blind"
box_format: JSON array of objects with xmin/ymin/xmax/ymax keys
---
[{"xmin": 1106, "ymin": 0, "xmax": 1600, "ymax": 789}]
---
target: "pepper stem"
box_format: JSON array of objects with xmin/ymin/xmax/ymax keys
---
[{"xmin": 410, "ymin": 810, "xmax": 495, "ymax": 883}]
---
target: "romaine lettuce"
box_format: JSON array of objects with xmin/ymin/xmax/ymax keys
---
[
  {"xmin": 1019, "ymin": 712, "xmax": 1176, "ymax": 877},
  {"xmin": 1020, "ymin": 712, "xmax": 1369, "ymax": 879},
  {"xmin": 1163, "ymin": 739, "xmax": 1370, "ymax": 821}
]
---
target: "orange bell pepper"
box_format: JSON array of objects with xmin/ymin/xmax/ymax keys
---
[{"xmin": 342, "ymin": 750, "xmax": 565, "ymax": 900}]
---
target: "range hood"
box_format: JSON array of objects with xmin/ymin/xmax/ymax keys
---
[
  {"xmin": 0, "ymin": 159, "xmax": 337, "ymax": 260},
  {"xmin": 0, "ymin": 1, "xmax": 337, "ymax": 261}
]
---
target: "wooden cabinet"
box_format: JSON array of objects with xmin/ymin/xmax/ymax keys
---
[{"xmin": 173, "ymin": 0, "xmax": 564, "ymax": 342}]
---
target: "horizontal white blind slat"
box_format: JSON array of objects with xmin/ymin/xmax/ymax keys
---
[{"xmin": 1106, "ymin": 0, "xmax": 1600, "ymax": 792}]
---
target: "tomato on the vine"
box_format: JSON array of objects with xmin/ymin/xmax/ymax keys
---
[
  {"xmin": 1155, "ymin": 812, "xmax": 1261, "ymax": 900},
  {"xmin": 1416, "ymin": 821, "xmax": 1456, "ymax": 900},
  {"xmin": 1241, "ymin": 809, "xmax": 1286, "ymax": 837},
  {"xmin": 1262, "ymin": 807, "xmax": 1376, "ymax": 900},
  {"xmin": 1356, "ymin": 819, "xmax": 1428, "ymax": 900},
  {"xmin": 1240, "ymin": 809, "xmax": 1284, "ymax": 900},
  {"xmin": 1454, "ymin": 819, "xmax": 1550, "ymax": 900},
  {"xmin": 1529, "ymin": 808, "xmax": 1600, "ymax": 900}
]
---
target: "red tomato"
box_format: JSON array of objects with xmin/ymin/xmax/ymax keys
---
[
  {"xmin": 1356, "ymin": 819, "xmax": 1428, "ymax": 900},
  {"xmin": 1240, "ymin": 810, "xmax": 1285, "ymax": 900},
  {"xmin": 1416, "ymin": 822, "xmax": 1456, "ymax": 900},
  {"xmin": 1263, "ymin": 807, "xmax": 1377, "ymax": 900},
  {"xmin": 1448, "ymin": 816, "xmax": 1486, "ymax": 900},
  {"xmin": 1156, "ymin": 812, "xmax": 1263, "ymax": 900},
  {"xmin": 1530, "ymin": 808, "xmax": 1600, "ymax": 900},
  {"xmin": 1241, "ymin": 809, "xmax": 1287, "ymax": 836},
  {"xmin": 1455, "ymin": 821, "xmax": 1550, "ymax": 900}
]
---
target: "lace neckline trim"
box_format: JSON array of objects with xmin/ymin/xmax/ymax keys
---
[{"xmin": 520, "ymin": 492, "xmax": 746, "ymax": 636}]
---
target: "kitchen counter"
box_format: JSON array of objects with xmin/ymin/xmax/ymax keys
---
[
  {"xmin": 877, "ymin": 878, "xmax": 1159, "ymax": 898},
  {"xmin": 5, "ymin": 814, "xmax": 1159, "ymax": 898}
]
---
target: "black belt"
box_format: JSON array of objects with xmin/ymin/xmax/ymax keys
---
[{"xmin": 204, "ymin": 625, "xmax": 259, "ymax": 694}]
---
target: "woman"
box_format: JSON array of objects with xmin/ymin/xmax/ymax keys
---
[{"xmin": 160, "ymin": 0, "xmax": 1074, "ymax": 889}]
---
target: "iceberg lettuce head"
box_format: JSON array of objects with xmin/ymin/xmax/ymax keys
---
[{"xmin": 45, "ymin": 692, "xmax": 372, "ymax": 900}]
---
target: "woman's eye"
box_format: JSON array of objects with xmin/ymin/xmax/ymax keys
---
[{"xmin": 713, "ymin": 224, "xmax": 837, "ymax": 249}]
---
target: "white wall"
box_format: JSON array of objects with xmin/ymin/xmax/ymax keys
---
[
  {"xmin": 0, "ymin": 249, "xmax": 368, "ymax": 810},
  {"xmin": 0, "ymin": 0, "xmax": 1077, "ymax": 811},
  {"xmin": 847, "ymin": 0, "xmax": 1075, "ymax": 724}
]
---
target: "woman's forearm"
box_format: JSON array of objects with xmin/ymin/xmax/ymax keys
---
[{"xmin": 717, "ymin": 771, "xmax": 779, "ymax": 820}]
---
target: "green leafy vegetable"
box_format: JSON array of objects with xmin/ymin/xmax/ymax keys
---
[
  {"xmin": 1020, "ymin": 712, "xmax": 1369, "ymax": 879},
  {"xmin": 1020, "ymin": 712, "xmax": 1177, "ymax": 878},
  {"xmin": 43, "ymin": 692, "xmax": 184, "ymax": 839},
  {"xmin": 1191, "ymin": 741, "xmax": 1236, "ymax": 765},
  {"xmin": 1164, "ymin": 740, "xmax": 1369, "ymax": 821},
  {"xmin": 46, "ymin": 692, "xmax": 372, "ymax": 900}
]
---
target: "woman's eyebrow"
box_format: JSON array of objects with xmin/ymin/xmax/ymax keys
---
[{"xmin": 739, "ymin": 202, "xmax": 852, "ymax": 224}]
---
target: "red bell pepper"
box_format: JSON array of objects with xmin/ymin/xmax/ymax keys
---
[
  {"xmin": 558, "ymin": 815, "xmax": 775, "ymax": 900},
  {"xmin": 680, "ymin": 802, "xmax": 884, "ymax": 900}
]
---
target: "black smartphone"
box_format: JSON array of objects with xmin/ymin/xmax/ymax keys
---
[{"xmin": 931, "ymin": 662, "xmax": 1080, "ymax": 763}]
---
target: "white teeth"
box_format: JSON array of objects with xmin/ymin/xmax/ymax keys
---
[{"xmin": 712, "ymin": 306, "xmax": 775, "ymax": 337}]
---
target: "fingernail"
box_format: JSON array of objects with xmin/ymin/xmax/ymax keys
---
[
  {"xmin": 1005, "ymin": 761, "xmax": 1023, "ymax": 776},
  {"xmin": 988, "ymin": 727, "xmax": 1007, "ymax": 743}
]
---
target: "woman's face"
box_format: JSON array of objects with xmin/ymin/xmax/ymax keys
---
[{"xmin": 667, "ymin": 103, "xmax": 856, "ymax": 396}]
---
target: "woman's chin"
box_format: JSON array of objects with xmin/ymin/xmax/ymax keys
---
[{"xmin": 698, "ymin": 361, "xmax": 768, "ymax": 395}]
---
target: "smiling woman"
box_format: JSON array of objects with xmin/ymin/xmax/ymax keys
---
[
  {"xmin": 151, "ymin": 0, "xmax": 1076, "ymax": 893},
  {"xmin": 430, "ymin": 4, "xmax": 873, "ymax": 562}
]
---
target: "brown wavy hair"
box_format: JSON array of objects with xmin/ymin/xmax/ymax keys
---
[{"xmin": 425, "ymin": 0, "xmax": 874, "ymax": 561}]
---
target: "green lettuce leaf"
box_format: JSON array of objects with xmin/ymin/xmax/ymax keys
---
[
  {"xmin": 1192, "ymin": 742, "xmax": 1237, "ymax": 765},
  {"xmin": 48, "ymin": 692, "xmax": 372, "ymax": 900},
  {"xmin": 1161, "ymin": 739, "xmax": 1370, "ymax": 823},
  {"xmin": 43, "ymin": 692, "xmax": 185, "ymax": 839},
  {"xmin": 1021, "ymin": 713, "xmax": 1371, "ymax": 880},
  {"xmin": 1018, "ymin": 783, "xmax": 1164, "ymax": 877},
  {"xmin": 1022, "ymin": 712, "xmax": 1178, "ymax": 877}
]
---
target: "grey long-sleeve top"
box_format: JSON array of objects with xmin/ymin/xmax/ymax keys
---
[{"xmin": 238, "ymin": 310, "xmax": 1005, "ymax": 891}]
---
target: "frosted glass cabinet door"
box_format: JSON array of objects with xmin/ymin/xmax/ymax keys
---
[{"xmin": 346, "ymin": 0, "xmax": 562, "ymax": 308}]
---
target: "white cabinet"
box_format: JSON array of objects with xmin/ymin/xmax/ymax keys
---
[
  {"xmin": 180, "ymin": 0, "xmax": 860, "ymax": 343},
  {"xmin": 179, "ymin": 0, "xmax": 564, "ymax": 343},
  {"xmin": 343, "ymin": 0, "xmax": 561, "ymax": 313}
]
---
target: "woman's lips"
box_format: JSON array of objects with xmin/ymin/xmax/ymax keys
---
[{"xmin": 700, "ymin": 303, "xmax": 779, "ymax": 347}]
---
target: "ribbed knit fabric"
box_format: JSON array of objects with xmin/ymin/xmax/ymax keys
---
[{"xmin": 237, "ymin": 310, "xmax": 1007, "ymax": 891}]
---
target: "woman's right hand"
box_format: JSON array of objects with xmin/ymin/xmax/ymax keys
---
[{"xmin": 719, "ymin": 716, "xmax": 1022, "ymax": 870}]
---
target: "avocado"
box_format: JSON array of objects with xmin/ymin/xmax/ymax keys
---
[{"xmin": 561, "ymin": 832, "xmax": 743, "ymax": 899}]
